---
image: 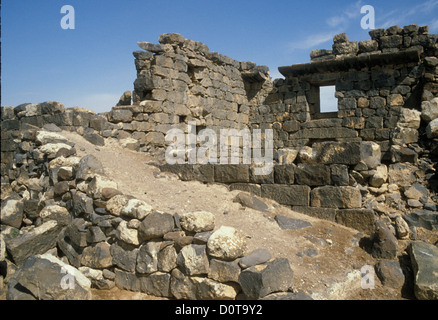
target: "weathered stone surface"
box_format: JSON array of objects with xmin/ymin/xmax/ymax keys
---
[
  {"xmin": 110, "ymin": 242, "xmax": 138, "ymax": 273},
  {"xmin": 214, "ymin": 164, "xmax": 250, "ymax": 183},
  {"xmin": 360, "ymin": 142, "xmax": 381, "ymax": 170},
  {"xmin": 114, "ymin": 268, "xmax": 140, "ymax": 292},
  {"xmin": 388, "ymin": 163, "xmax": 417, "ymax": 187},
  {"xmin": 390, "ymin": 145, "xmax": 418, "ymax": 163},
  {"xmin": 421, "ymin": 98, "xmax": 438, "ymax": 122},
  {"xmin": 108, "ymin": 108, "xmax": 133, "ymax": 123},
  {"xmin": 179, "ymin": 211, "xmax": 215, "ymax": 233},
  {"xmin": 238, "ymin": 258, "xmax": 294, "ymax": 299},
  {"xmin": 261, "ymin": 292, "xmax": 313, "ymax": 300},
  {"xmin": 7, "ymin": 254, "xmax": 91, "ymax": 300},
  {"xmin": 138, "ymin": 211, "xmax": 175, "ymax": 241},
  {"xmin": 79, "ymin": 266, "xmax": 115, "ymax": 290},
  {"xmin": 207, "ymin": 226, "xmax": 247, "ymax": 261},
  {"xmin": 409, "ymin": 241, "xmax": 438, "ymax": 300},
  {"xmin": 36, "ymin": 131, "xmax": 68, "ymax": 145},
  {"xmin": 277, "ymin": 148, "xmax": 299, "ymax": 164},
  {"xmin": 1, "ymin": 197, "xmax": 23, "ymax": 228},
  {"xmin": 139, "ymin": 272, "xmax": 172, "ymax": 297},
  {"xmin": 375, "ymin": 260, "xmax": 405, "ymax": 289},
  {"xmin": 295, "ymin": 163, "xmax": 331, "ymax": 186},
  {"xmin": 208, "ymin": 258, "xmax": 241, "ymax": 283},
  {"xmin": 369, "ymin": 164, "xmax": 388, "ymax": 188},
  {"xmin": 371, "ymin": 221, "xmax": 398, "ymax": 259},
  {"xmin": 136, "ymin": 241, "xmax": 161, "ymax": 274},
  {"xmin": 80, "ymin": 242, "xmax": 113, "ymax": 269},
  {"xmin": 157, "ymin": 244, "xmax": 178, "ymax": 272},
  {"xmin": 39, "ymin": 205, "xmax": 71, "ymax": 227},
  {"xmin": 177, "ymin": 244, "xmax": 210, "ymax": 276},
  {"xmin": 232, "ymin": 192, "xmax": 270, "ymax": 213},
  {"xmin": 312, "ymin": 142, "xmax": 361, "ymax": 165},
  {"xmin": 121, "ymin": 199, "xmax": 153, "ymax": 220},
  {"xmin": 191, "ymin": 277, "xmax": 239, "ymax": 300},
  {"xmin": 87, "ymin": 175, "xmax": 118, "ymax": 199},
  {"xmin": 261, "ymin": 184, "xmax": 310, "ymax": 206},
  {"xmin": 275, "ymin": 215, "xmax": 312, "ymax": 230},
  {"xmin": 274, "ymin": 164, "xmax": 295, "ymax": 184},
  {"xmin": 335, "ymin": 209, "xmax": 375, "ymax": 234},
  {"xmin": 426, "ymin": 118, "xmax": 438, "ymax": 139},
  {"xmin": 311, "ymin": 186, "xmax": 362, "ymax": 209},
  {"xmin": 4, "ymin": 220, "xmax": 61, "ymax": 266},
  {"xmin": 106, "ymin": 194, "xmax": 130, "ymax": 216},
  {"xmin": 239, "ymin": 249, "xmax": 271, "ymax": 269},
  {"xmin": 170, "ymin": 268, "xmax": 197, "ymax": 300},
  {"xmin": 116, "ymin": 220, "xmax": 140, "ymax": 246},
  {"xmin": 404, "ymin": 183, "xmax": 429, "ymax": 201}
]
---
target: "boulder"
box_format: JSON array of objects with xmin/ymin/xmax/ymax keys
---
[
  {"xmin": 116, "ymin": 220, "xmax": 140, "ymax": 246},
  {"xmin": 121, "ymin": 199, "xmax": 153, "ymax": 220},
  {"xmin": 87, "ymin": 175, "xmax": 118, "ymax": 199},
  {"xmin": 274, "ymin": 215, "xmax": 312, "ymax": 230},
  {"xmin": 1, "ymin": 197, "xmax": 24, "ymax": 228},
  {"xmin": 404, "ymin": 184, "xmax": 429, "ymax": 201},
  {"xmin": 191, "ymin": 277, "xmax": 239, "ymax": 300},
  {"xmin": 138, "ymin": 211, "xmax": 175, "ymax": 241},
  {"xmin": 75, "ymin": 154, "xmax": 105, "ymax": 181},
  {"xmin": 208, "ymin": 258, "xmax": 241, "ymax": 283},
  {"xmin": 421, "ymin": 98, "xmax": 438, "ymax": 122},
  {"xmin": 311, "ymin": 186, "xmax": 362, "ymax": 209},
  {"xmin": 335, "ymin": 209, "xmax": 375, "ymax": 234},
  {"xmin": 207, "ymin": 226, "xmax": 247, "ymax": 261},
  {"xmin": 295, "ymin": 163, "xmax": 331, "ymax": 186},
  {"xmin": 110, "ymin": 242, "xmax": 138, "ymax": 273},
  {"xmin": 371, "ymin": 221, "xmax": 398, "ymax": 259},
  {"xmin": 179, "ymin": 211, "xmax": 215, "ymax": 233},
  {"xmin": 7, "ymin": 254, "xmax": 91, "ymax": 300},
  {"xmin": 369, "ymin": 164, "xmax": 388, "ymax": 188},
  {"xmin": 232, "ymin": 192, "xmax": 270, "ymax": 213},
  {"xmin": 388, "ymin": 163, "xmax": 417, "ymax": 188},
  {"xmin": 238, "ymin": 258, "xmax": 294, "ymax": 299},
  {"xmin": 36, "ymin": 131, "xmax": 68, "ymax": 145},
  {"xmin": 136, "ymin": 242, "xmax": 161, "ymax": 274},
  {"xmin": 360, "ymin": 142, "xmax": 381, "ymax": 169},
  {"xmin": 157, "ymin": 244, "xmax": 178, "ymax": 272},
  {"xmin": 375, "ymin": 260, "xmax": 405, "ymax": 289},
  {"xmin": 277, "ymin": 148, "xmax": 299, "ymax": 164},
  {"xmin": 80, "ymin": 242, "xmax": 113, "ymax": 269},
  {"xmin": 79, "ymin": 266, "xmax": 115, "ymax": 290},
  {"xmin": 4, "ymin": 220, "xmax": 61, "ymax": 266},
  {"xmin": 409, "ymin": 241, "xmax": 438, "ymax": 300},
  {"xmin": 426, "ymin": 118, "xmax": 438, "ymax": 139},
  {"xmin": 39, "ymin": 205, "xmax": 71, "ymax": 227},
  {"xmin": 239, "ymin": 249, "xmax": 271, "ymax": 269},
  {"xmin": 176, "ymin": 244, "xmax": 210, "ymax": 276}
]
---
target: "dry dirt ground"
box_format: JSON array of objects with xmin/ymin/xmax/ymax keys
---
[{"xmin": 28, "ymin": 131, "xmax": 422, "ymax": 300}]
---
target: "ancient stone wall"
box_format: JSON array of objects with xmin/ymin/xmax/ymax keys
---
[{"xmin": 1, "ymin": 122, "xmax": 297, "ymax": 300}]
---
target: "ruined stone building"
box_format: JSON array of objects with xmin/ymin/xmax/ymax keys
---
[{"xmin": 1, "ymin": 24, "xmax": 438, "ymax": 300}]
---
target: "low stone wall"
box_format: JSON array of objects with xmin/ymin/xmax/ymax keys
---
[{"xmin": 0, "ymin": 124, "xmax": 298, "ymax": 300}]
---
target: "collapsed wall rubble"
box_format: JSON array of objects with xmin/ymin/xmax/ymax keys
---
[
  {"xmin": 1, "ymin": 121, "xmax": 296, "ymax": 300},
  {"xmin": 1, "ymin": 24, "xmax": 438, "ymax": 300}
]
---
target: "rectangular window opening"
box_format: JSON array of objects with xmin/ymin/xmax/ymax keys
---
[{"xmin": 319, "ymin": 85, "xmax": 338, "ymax": 114}]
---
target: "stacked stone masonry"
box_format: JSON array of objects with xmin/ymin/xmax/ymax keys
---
[{"xmin": 1, "ymin": 25, "xmax": 438, "ymax": 300}]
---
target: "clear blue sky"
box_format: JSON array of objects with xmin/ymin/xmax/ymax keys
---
[{"xmin": 2, "ymin": 0, "xmax": 437, "ymax": 113}]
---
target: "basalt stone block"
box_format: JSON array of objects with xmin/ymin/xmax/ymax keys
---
[
  {"xmin": 238, "ymin": 258, "xmax": 294, "ymax": 299},
  {"xmin": 5, "ymin": 220, "xmax": 62, "ymax": 266},
  {"xmin": 214, "ymin": 164, "xmax": 250, "ymax": 183},
  {"xmin": 312, "ymin": 141, "xmax": 361, "ymax": 165},
  {"xmin": 274, "ymin": 165, "xmax": 295, "ymax": 184},
  {"xmin": 138, "ymin": 211, "xmax": 175, "ymax": 241},
  {"xmin": 311, "ymin": 186, "xmax": 362, "ymax": 209},
  {"xmin": 292, "ymin": 206, "xmax": 336, "ymax": 222},
  {"xmin": 261, "ymin": 184, "xmax": 310, "ymax": 206},
  {"xmin": 295, "ymin": 163, "xmax": 330, "ymax": 186},
  {"xmin": 335, "ymin": 209, "xmax": 375, "ymax": 234},
  {"xmin": 372, "ymin": 221, "xmax": 398, "ymax": 260},
  {"xmin": 409, "ymin": 241, "xmax": 438, "ymax": 300}
]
